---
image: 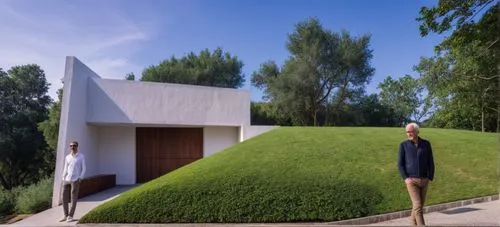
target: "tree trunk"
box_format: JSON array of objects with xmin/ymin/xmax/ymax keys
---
[
  {"xmin": 311, "ymin": 104, "xmax": 318, "ymax": 126},
  {"xmin": 481, "ymin": 96, "xmax": 485, "ymax": 132},
  {"xmin": 497, "ymin": 6, "xmax": 500, "ymax": 132},
  {"xmin": 497, "ymin": 63, "xmax": 500, "ymax": 132},
  {"xmin": 311, "ymin": 96, "xmax": 318, "ymax": 126},
  {"xmin": 497, "ymin": 77, "xmax": 500, "ymax": 133},
  {"xmin": 313, "ymin": 111, "xmax": 318, "ymax": 126},
  {"xmin": 324, "ymin": 104, "xmax": 330, "ymax": 126},
  {"xmin": 324, "ymin": 111, "xmax": 329, "ymax": 126},
  {"xmin": 481, "ymin": 107, "xmax": 485, "ymax": 132},
  {"xmin": 497, "ymin": 101, "xmax": 500, "ymax": 133}
]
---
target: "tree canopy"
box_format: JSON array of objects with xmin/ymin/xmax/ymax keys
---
[
  {"xmin": 415, "ymin": 1, "xmax": 499, "ymax": 132},
  {"xmin": 378, "ymin": 75, "xmax": 431, "ymax": 126},
  {"xmin": 140, "ymin": 47, "xmax": 245, "ymax": 89},
  {"xmin": 0, "ymin": 65, "xmax": 52, "ymax": 190},
  {"xmin": 251, "ymin": 17, "xmax": 375, "ymax": 126}
]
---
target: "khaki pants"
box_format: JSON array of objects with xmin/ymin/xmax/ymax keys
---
[
  {"xmin": 406, "ymin": 177, "xmax": 429, "ymax": 226},
  {"xmin": 62, "ymin": 180, "xmax": 81, "ymax": 217}
]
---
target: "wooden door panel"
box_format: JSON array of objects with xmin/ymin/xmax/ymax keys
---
[
  {"xmin": 160, "ymin": 158, "xmax": 199, "ymax": 172},
  {"xmin": 136, "ymin": 127, "xmax": 203, "ymax": 183},
  {"xmin": 136, "ymin": 128, "xmax": 158, "ymax": 183}
]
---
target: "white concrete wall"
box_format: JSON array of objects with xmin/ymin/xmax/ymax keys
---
[
  {"xmin": 85, "ymin": 126, "xmax": 99, "ymax": 177},
  {"xmin": 52, "ymin": 57, "xmax": 100, "ymax": 207},
  {"xmin": 97, "ymin": 127, "xmax": 136, "ymax": 185},
  {"xmin": 203, "ymin": 126, "xmax": 239, "ymax": 157},
  {"xmin": 51, "ymin": 56, "xmax": 275, "ymax": 207},
  {"xmin": 243, "ymin": 125, "xmax": 279, "ymax": 140},
  {"xmin": 87, "ymin": 78, "xmax": 251, "ymax": 127}
]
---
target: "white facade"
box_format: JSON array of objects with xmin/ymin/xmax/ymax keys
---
[
  {"xmin": 97, "ymin": 126, "xmax": 136, "ymax": 185},
  {"xmin": 51, "ymin": 57, "xmax": 277, "ymax": 207},
  {"xmin": 86, "ymin": 77, "xmax": 251, "ymax": 126}
]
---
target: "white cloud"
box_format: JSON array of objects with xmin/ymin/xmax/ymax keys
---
[{"xmin": 0, "ymin": 1, "xmax": 151, "ymax": 100}]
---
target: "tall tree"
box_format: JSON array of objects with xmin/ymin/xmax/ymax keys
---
[
  {"xmin": 378, "ymin": 75, "xmax": 431, "ymax": 126},
  {"xmin": 416, "ymin": 1, "xmax": 499, "ymax": 132},
  {"xmin": 251, "ymin": 18, "xmax": 374, "ymax": 126},
  {"xmin": 0, "ymin": 65, "xmax": 52, "ymax": 190},
  {"xmin": 141, "ymin": 47, "xmax": 245, "ymax": 89}
]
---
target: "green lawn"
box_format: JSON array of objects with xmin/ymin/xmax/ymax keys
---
[{"xmin": 79, "ymin": 127, "xmax": 498, "ymax": 223}]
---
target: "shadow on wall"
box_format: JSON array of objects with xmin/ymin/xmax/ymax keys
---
[{"xmin": 86, "ymin": 78, "xmax": 131, "ymax": 124}]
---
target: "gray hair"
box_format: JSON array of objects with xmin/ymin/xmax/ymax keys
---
[{"xmin": 406, "ymin": 122, "xmax": 420, "ymax": 132}]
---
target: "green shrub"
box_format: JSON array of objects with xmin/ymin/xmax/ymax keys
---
[
  {"xmin": 81, "ymin": 178, "xmax": 383, "ymax": 223},
  {"xmin": 15, "ymin": 177, "xmax": 53, "ymax": 214},
  {"xmin": 80, "ymin": 127, "xmax": 498, "ymax": 223},
  {"xmin": 0, "ymin": 189, "xmax": 15, "ymax": 217}
]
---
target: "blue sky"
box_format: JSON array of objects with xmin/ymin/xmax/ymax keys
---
[{"xmin": 0, "ymin": 0, "xmax": 447, "ymax": 101}]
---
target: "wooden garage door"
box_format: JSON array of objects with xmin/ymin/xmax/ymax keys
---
[{"xmin": 136, "ymin": 127, "xmax": 203, "ymax": 183}]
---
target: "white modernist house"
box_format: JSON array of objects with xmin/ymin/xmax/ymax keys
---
[{"xmin": 51, "ymin": 56, "xmax": 276, "ymax": 207}]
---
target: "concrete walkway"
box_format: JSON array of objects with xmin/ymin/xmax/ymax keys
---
[
  {"xmin": 368, "ymin": 199, "xmax": 500, "ymax": 226},
  {"xmin": 8, "ymin": 185, "xmax": 136, "ymax": 227}
]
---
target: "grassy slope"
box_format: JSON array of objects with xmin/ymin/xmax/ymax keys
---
[{"xmin": 80, "ymin": 127, "xmax": 498, "ymax": 223}]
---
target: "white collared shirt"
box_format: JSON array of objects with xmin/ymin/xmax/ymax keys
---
[{"xmin": 62, "ymin": 152, "xmax": 86, "ymax": 182}]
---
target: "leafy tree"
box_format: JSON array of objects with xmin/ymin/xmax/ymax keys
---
[
  {"xmin": 250, "ymin": 102, "xmax": 292, "ymax": 126},
  {"xmin": 416, "ymin": 2, "xmax": 499, "ymax": 132},
  {"xmin": 37, "ymin": 87, "xmax": 62, "ymax": 178},
  {"xmin": 415, "ymin": 43, "xmax": 498, "ymax": 131},
  {"xmin": 0, "ymin": 65, "xmax": 52, "ymax": 190},
  {"xmin": 352, "ymin": 94, "xmax": 400, "ymax": 127},
  {"xmin": 378, "ymin": 75, "xmax": 431, "ymax": 126},
  {"xmin": 141, "ymin": 47, "xmax": 245, "ymax": 89},
  {"xmin": 417, "ymin": 0, "xmax": 498, "ymax": 37},
  {"xmin": 252, "ymin": 18, "xmax": 374, "ymax": 126},
  {"xmin": 125, "ymin": 73, "xmax": 135, "ymax": 81},
  {"xmin": 39, "ymin": 88, "xmax": 62, "ymax": 150}
]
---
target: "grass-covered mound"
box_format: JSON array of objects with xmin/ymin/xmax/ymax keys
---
[{"xmin": 80, "ymin": 127, "xmax": 498, "ymax": 223}]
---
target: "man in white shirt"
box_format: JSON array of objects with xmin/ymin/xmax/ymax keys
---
[{"xmin": 59, "ymin": 141, "xmax": 86, "ymax": 222}]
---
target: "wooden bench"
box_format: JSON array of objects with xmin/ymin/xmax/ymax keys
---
[{"xmin": 77, "ymin": 174, "xmax": 116, "ymax": 199}]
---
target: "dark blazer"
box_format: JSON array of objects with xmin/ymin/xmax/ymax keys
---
[{"xmin": 397, "ymin": 137, "xmax": 435, "ymax": 181}]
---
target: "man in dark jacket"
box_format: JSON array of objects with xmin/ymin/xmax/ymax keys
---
[{"xmin": 398, "ymin": 123, "xmax": 435, "ymax": 226}]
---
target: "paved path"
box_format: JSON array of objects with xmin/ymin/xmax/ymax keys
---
[
  {"xmin": 368, "ymin": 199, "xmax": 500, "ymax": 226},
  {"xmin": 7, "ymin": 185, "xmax": 135, "ymax": 227}
]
